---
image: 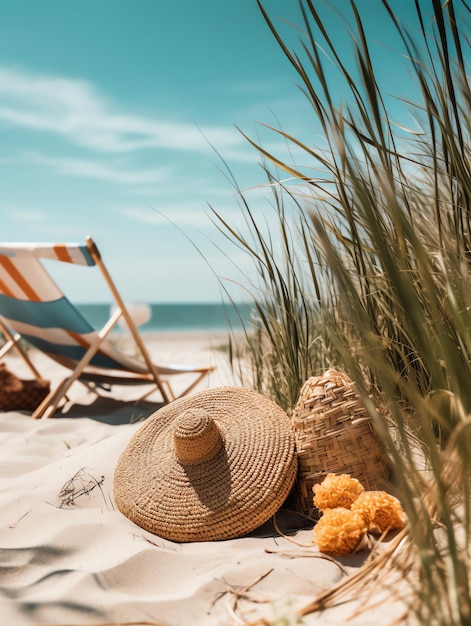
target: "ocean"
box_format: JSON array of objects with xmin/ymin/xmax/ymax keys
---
[{"xmin": 76, "ymin": 302, "xmax": 254, "ymax": 334}]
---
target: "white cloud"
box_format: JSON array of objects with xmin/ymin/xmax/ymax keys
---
[
  {"xmin": 121, "ymin": 205, "xmax": 213, "ymax": 228},
  {"xmin": 0, "ymin": 66, "xmax": 246, "ymax": 155},
  {"xmin": 26, "ymin": 152, "xmax": 171, "ymax": 185},
  {"xmin": 8, "ymin": 208, "xmax": 46, "ymax": 222}
]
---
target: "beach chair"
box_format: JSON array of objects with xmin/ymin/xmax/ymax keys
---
[{"xmin": 0, "ymin": 237, "xmax": 216, "ymax": 419}]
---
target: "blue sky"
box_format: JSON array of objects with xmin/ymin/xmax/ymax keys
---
[{"xmin": 0, "ymin": 1, "xmax": 432, "ymax": 303}]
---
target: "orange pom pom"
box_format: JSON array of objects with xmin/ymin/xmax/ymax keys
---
[
  {"xmin": 313, "ymin": 507, "xmax": 367, "ymax": 556},
  {"xmin": 351, "ymin": 491, "xmax": 405, "ymax": 534},
  {"xmin": 313, "ymin": 473, "xmax": 365, "ymax": 511}
]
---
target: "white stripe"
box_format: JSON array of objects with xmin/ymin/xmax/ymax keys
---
[
  {"xmin": 0, "ymin": 264, "xmax": 24, "ymax": 298},
  {"xmin": 1, "ymin": 318, "xmax": 86, "ymax": 345},
  {"xmin": 0, "ymin": 255, "xmax": 63, "ymax": 301},
  {"xmin": 59, "ymin": 245, "xmax": 91, "ymax": 265},
  {"xmin": 0, "ymin": 243, "xmax": 92, "ymax": 266},
  {"xmin": 2, "ymin": 316, "xmax": 149, "ymax": 373}
]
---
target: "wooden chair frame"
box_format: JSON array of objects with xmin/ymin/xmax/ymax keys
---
[{"xmin": 0, "ymin": 237, "xmax": 215, "ymax": 419}]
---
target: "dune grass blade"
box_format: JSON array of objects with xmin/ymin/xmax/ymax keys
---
[{"xmin": 211, "ymin": 1, "xmax": 471, "ymax": 623}]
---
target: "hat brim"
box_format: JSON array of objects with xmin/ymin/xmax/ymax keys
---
[{"xmin": 113, "ymin": 386, "xmax": 297, "ymax": 542}]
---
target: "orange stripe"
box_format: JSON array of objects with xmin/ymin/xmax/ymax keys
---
[
  {"xmin": 54, "ymin": 244, "xmax": 73, "ymax": 263},
  {"xmin": 0, "ymin": 275, "xmax": 14, "ymax": 297},
  {"xmin": 0, "ymin": 256, "xmax": 40, "ymax": 301}
]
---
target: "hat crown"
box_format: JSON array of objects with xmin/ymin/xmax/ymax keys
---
[{"xmin": 173, "ymin": 408, "xmax": 223, "ymax": 465}]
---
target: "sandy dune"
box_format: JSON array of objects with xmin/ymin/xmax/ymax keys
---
[{"xmin": 0, "ymin": 332, "xmax": 409, "ymax": 625}]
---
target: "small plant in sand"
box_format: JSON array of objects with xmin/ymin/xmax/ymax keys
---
[
  {"xmin": 213, "ymin": 1, "xmax": 471, "ymax": 623},
  {"xmin": 58, "ymin": 468, "xmax": 106, "ymax": 508}
]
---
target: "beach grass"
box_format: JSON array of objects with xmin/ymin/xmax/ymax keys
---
[{"xmin": 213, "ymin": 1, "xmax": 471, "ymax": 623}]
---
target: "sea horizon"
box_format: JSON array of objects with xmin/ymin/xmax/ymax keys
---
[{"xmin": 76, "ymin": 301, "xmax": 255, "ymax": 334}]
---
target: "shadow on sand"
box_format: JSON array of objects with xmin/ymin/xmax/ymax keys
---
[{"xmin": 50, "ymin": 395, "xmax": 165, "ymax": 425}]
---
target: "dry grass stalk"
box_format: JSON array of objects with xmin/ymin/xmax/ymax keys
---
[
  {"xmin": 211, "ymin": 0, "xmax": 471, "ymax": 622},
  {"xmin": 221, "ymin": 569, "xmax": 275, "ymax": 625},
  {"xmin": 58, "ymin": 468, "xmax": 106, "ymax": 508},
  {"xmin": 40, "ymin": 622, "xmax": 168, "ymax": 626},
  {"xmin": 298, "ymin": 528, "xmax": 410, "ymax": 617}
]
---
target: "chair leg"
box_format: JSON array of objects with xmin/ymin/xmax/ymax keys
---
[
  {"xmin": 137, "ymin": 379, "xmax": 175, "ymax": 404},
  {"xmin": 0, "ymin": 329, "xmax": 42, "ymax": 379},
  {"xmin": 0, "ymin": 339, "xmax": 14, "ymax": 360},
  {"xmin": 137, "ymin": 367, "xmax": 215, "ymax": 404},
  {"xmin": 177, "ymin": 370, "xmax": 214, "ymax": 399},
  {"xmin": 33, "ymin": 308, "xmax": 124, "ymax": 418},
  {"xmin": 32, "ymin": 377, "xmax": 73, "ymax": 419}
]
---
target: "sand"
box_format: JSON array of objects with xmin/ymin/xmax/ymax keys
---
[{"xmin": 0, "ymin": 331, "xmax": 410, "ymax": 625}]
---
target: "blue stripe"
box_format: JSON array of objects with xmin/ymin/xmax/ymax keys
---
[
  {"xmin": 21, "ymin": 334, "xmax": 126, "ymax": 370},
  {"xmin": 78, "ymin": 245, "xmax": 95, "ymax": 266},
  {"xmin": 0, "ymin": 294, "xmax": 93, "ymax": 333}
]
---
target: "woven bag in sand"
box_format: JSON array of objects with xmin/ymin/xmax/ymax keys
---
[
  {"xmin": 0, "ymin": 363, "xmax": 50, "ymax": 412},
  {"xmin": 291, "ymin": 369, "xmax": 390, "ymax": 517}
]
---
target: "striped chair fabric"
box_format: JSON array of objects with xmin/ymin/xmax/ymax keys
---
[{"xmin": 0, "ymin": 238, "xmax": 215, "ymax": 418}]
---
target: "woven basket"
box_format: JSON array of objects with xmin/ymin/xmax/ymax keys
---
[
  {"xmin": 291, "ymin": 369, "xmax": 390, "ymax": 517},
  {"xmin": 0, "ymin": 363, "xmax": 50, "ymax": 412}
]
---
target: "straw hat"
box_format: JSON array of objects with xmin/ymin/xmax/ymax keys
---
[{"xmin": 114, "ymin": 386, "xmax": 297, "ymax": 542}]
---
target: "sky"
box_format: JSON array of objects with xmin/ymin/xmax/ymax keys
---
[{"xmin": 0, "ymin": 0, "xmax": 437, "ymax": 303}]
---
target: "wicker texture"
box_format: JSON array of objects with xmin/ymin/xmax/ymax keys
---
[
  {"xmin": 0, "ymin": 363, "xmax": 50, "ymax": 412},
  {"xmin": 292, "ymin": 369, "xmax": 390, "ymax": 516},
  {"xmin": 114, "ymin": 386, "xmax": 298, "ymax": 542}
]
